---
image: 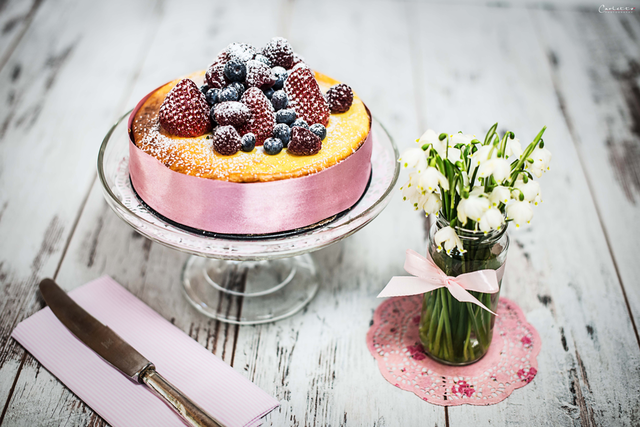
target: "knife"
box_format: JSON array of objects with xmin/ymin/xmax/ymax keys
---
[{"xmin": 39, "ymin": 278, "xmax": 225, "ymax": 427}]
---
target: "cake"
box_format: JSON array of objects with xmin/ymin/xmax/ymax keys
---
[{"xmin": 128, "ymin": 38, "xmax": 373, "ymax": 235}]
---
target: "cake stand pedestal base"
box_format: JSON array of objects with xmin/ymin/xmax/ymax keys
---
[{"xmin": 181, "ymin": 254, "xmax": 319, "ymax": 325}]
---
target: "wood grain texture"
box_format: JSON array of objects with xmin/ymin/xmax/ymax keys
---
[
  {"xmin": 0, "ymin": 0, "xmax": 41, "ymax": 73},
  {"xmin": 0, "ymin": 0, "xmax": 161, "ymax": 424},
  {"xmin": 532, "ymin": 8, "xmax": 640, "ymax": 342},
  {"xmin": 411, "ymin": 3, "xmax": 640, "ymax": 426}
]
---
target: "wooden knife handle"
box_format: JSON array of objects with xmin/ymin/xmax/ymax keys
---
[{"xmin": 141, "ymin": 367, "xmax": 224, "ymax": 427}]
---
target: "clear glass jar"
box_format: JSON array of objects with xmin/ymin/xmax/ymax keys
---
[{"xmin": 418, "ymin": 216, "xmax": 509, "ymax": 365}]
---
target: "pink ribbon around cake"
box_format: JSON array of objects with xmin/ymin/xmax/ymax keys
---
[
  {"xmin": 127, "ymin": 93, "xmax": 373, "ymax": 235},
  {"xmin": 378, "ymin": 249, "xmax": 505, "ymax": 315}
]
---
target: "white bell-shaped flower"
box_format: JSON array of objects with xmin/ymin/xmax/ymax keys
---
[
  {"xmin": 447, "ymin": 146, "xmax": 462, "ymax": 164},
  {"xmin": 419, "ymin": 192, "xmax": 442, "ymax": 215},
  {"xmin": 506, "ymin": 200, "xmax": 533, "ymax": 228},
  {"xmin": 477, "ymin": 157, "xmax": 511, "ymax": 183},
  {"xmin": 401, "ymin": 175, "xmax": 422, "ymax": 208},
  {"xmin": 450, "ymin": 133, "xmax": 476, "ymax": 146},
  {"xmin": 418, "ymin": 167, "xmax": 449, "ymax": 192},
  {"xmin": 470, "ymin": 145, "xmax": 496, "ymax": 167},
  {"xmin": 479, "ymin": 207, "xmax": 505, "ymax": 233},
  {"xmin": 513, "ymin": 179, "xmax": 541, "ymax": 203},
  {"xmin": 419, "ymin": 129, "xmax": 445, "ymax": 158},
  {"xmin": 457, "ymin": 188, "xmax": 490, "ymax": 224},
  {"xmin": 399, "ymin": 147, "xmax": 427, "ymax": 173},
  {"xmin": 434, "ymin": 226, "xmax": 466, "ymax": 255},
  {"xmin": 489, "ymin": 186, "xmax": 511, "ymax": 206},
  {"xmin": 527, "ymin": 147, "xmax": 552, "ymax": 178},
  {"xmin": 504, "ymin": 138, "xmax": 523, "ymax": 158}
]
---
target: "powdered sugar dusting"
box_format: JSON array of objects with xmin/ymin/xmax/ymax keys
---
[{"xmin": 132, "ymin": 71, "xmax": 369, "ymax": 183}]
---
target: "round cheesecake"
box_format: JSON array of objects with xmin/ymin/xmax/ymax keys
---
[{"xmin": 131, "ymin": 71, "xmax": 371, "ymax": 183}]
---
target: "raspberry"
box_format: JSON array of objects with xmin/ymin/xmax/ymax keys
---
[
  {"xmin": 239, "ymin": 87, "xmax": 275, "ymax": 145},
  {"xmin": 213, "ymin": 125, "xmax": 242, "ymax": 155},
  {"xmin": 158, "ymin": 78, "xmax": 212, "ymax": 137},
  {"xmin": 245, "ymin": 59, "xmax": 276, "ymax": 88},
  {"xmin": 262, "ymin": 37, "xmax": 294, "ymax": 69},
  {"xmin": 326, "ymin": 83, "xmax": 354, "ymax": 113},
  {"xmin": 288, "ymin": 126, "xmax": 322, "ymax": 156},
  {"xmin": 205, "ymin": 51, "xmax": 229, "ymax": 89},
  {"xmin": 214, "ymin": 101, "xmax": 250, "ymax": 128},
  {"xmin": 290, "ymin": 52, "xmax": 306, "ymax": 69},
  {"xmin": 284, "ymin": 64, "xmax": 330, "ymax": 127},
  {"xmin": 225, "ymin": 42, "xmax": 256, "ymax": 63}
]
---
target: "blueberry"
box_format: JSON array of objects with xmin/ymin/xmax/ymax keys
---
[
  {"xmin": 273, "ymin": 123, "xmax": 291, "ymax": 147},
  {"xmin": 262, "ymin": 87, "xmax": 274, "ymax": 99},
  {"xmin": 228, "ymin": 81, "xmax": 245, "ymax": 98},
  {"xmin": 276, "ymin": 108, "xmax": 296, "ymax": 125},
  {"xmin": 200, "ymin": 84, "xmax": 210, "ymax": 94},
  {"xmin": 271, "ymin": 66, "xmax": 288, "ymax": 90},
  {"xmin": 241, "ymin": 133, "xmax": 256, "ymax": 152},
  {"xmin": 223, "ymin": 59, "xmax": 247, "ymax": 82},
  {"xmin": 205, "ymin": 88, "xmax": 220, "ymax": 105},
  {"xmin": 254, "ymin": 54, "xmax": 272, "ymax": 68},
  {"xmin": 271, "ymin": 90, "xmax": 288, "ymax": 111},
  {"xmin": 263, "ymin": 137, "xmax": 283, "ymax": 155},
  {"xmin": 291, "ymin": 118, "xmax": 309, "ymax": 129},
  {"xmin": 218, "ymin": 86, "xmax": 239, "ymax": 102},
  {"xmin": 309, "ymin": 123, "xmax": 327, "ymax": 141}
]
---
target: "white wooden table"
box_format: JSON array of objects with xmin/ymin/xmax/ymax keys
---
[{"xmin": 1, "ymin": 0, "xmax": 639, "ymax": 425}]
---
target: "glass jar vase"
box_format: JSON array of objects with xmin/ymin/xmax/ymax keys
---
[{"xmin": 418, "ymin": 216, "xmax": 509, "ymax": 365}]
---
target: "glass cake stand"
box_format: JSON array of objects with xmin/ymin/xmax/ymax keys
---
[{"xmin": 98, "ymin": 111, "xmax": 399, "ymax": 324}]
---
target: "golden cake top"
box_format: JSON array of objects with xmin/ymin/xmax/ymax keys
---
[{"xmin": 131, "ymin": 71, "xmax": 370, "ymax": 182}]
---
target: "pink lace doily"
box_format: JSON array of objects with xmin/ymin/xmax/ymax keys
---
[{"xmin": 366, "ymin": 296, "xmax": 540, "ymax": 406}]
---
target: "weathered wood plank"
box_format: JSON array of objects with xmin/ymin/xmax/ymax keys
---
[
  {"xmin": 1, "ymin": 0, "xmax": 284, "ymax": 425},
  {"xmin": 409, "ymin": 3, "xmax": 640, "ymax": 426},
  {"xmin": 0, "ymin": 0, "xmax": 41, "ymax": 72},
  {"xmin": 532, "ymin": 7, "xmax": 640, "ymax": 343},
  {"xmin": 231, "ymin": 1, "xmax": 446, "ymax": 425},
  {"xmin": 0, "ymin": 0, "xmax": 160, "ymax": 424}
]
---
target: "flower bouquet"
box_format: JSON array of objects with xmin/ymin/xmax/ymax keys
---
[{"xmin": 391, "ymin": 123, "xmax": 551, "ymax": 365}]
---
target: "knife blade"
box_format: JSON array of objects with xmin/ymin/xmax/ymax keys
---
[{"xmin": 39, "ymin": 278, "xmax": 224, "ymax": 427}]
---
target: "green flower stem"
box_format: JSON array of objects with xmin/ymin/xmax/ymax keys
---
[{"xmin": 440, "ymin": 289, "xmax": 454, "ymax": 358}]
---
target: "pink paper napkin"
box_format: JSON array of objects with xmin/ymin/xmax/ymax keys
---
[{"xmin": 12, "ymin": 276, "xmax": 279, "ymax": 427}]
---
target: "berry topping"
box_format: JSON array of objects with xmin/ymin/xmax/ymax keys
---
[
  {"xmin": 291, "ymin": 52, "xmax": 306, "ymax": 69},
  {"xmin": 214, "ymin": 101, "xmax": 250, "ymax": 128},
  {"xmin": 273, "ymin": 123, "xmax": 291, "ymax": 147},
  {"xmin": 200, "ymin": 84, "xmax": 210, "ymax": 94},
  {"xmin": 263, "ymin": 137, "xmax": 284, "ymax": 155},
  {"xmin": 239, "ymin": 87, "xmax": 275, "ymax": 145},
  {"xmin": 271, "ymin": 66, "xmax": 288, "ymax": 90},
  {"xmin": 291, "ymin": 118, "xmax": 308, "ymax": 129},
  {"xmin": 205, "ymin": 88, "xmax": 220, "ymax": 105},
  {"xmin": 205, "ymin": 51, "xmax": 229, "ymax": 89},
  {"xmin": 271, "ymin": 90, "xmax": 288, "ymax": 111},
  {"xmin": 228, "ymin": 81, "xmax": 245, "ymax": 98},
  {"xmin": 253, "ymin": 53, "xmax": 272, "ymax": 68},
  {"xmin": 219, "ymin": 86, "xmax": 239, "ymax": 102},
  {"xmin": 245, "ymin": 59, "xmax": 276, "ymax": 88},
  {"xmin": 262, "ymin": 87, "xmax": 274, "ymax": 99},
  {"xmin": 225, "ymin": 42, "xmax": 256, "ymax": 63},
  {"xmin": 241, "ymin": 133, "xmax": 256, "ymax": 152},
  {"xmin": 213, "ymin": 125, "xmax": 242, "ymax": 155},
  {"xmin": 326, "ymin": 83, "xmax": 354, "ymax": 113},
  {"xmin": 284, "ymin": 63, "xmax": 330, "ymax": 127},
  {"xmin": 158, "ymin": 78, "xmax": 212, "ymax": 137},
  {"xmin": 261, "ymin": 37, "xmax": 294, "ymax": 69},
  {"xmin": 288, "ymin": 126, "xmax": 322, "ymax": 156},
  {"xmin": 276, "ymin": 108, "xmax": 296, "ymax": 125},
  {"xmin": 209, "ymin": 106, "xmax": 217, "ymax": 127},
  {"xmin": 223, "ymin": 59, "xmax": 247, "ymax": 82},
  {"xmin": 309, "ymin": 123, "xmax": 327, "ymax": 141}
]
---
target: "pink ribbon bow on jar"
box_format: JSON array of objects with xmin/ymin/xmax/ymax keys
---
[{"xmin": 378, "ymin": 249, "xmax": 505, "ymax": 315}]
